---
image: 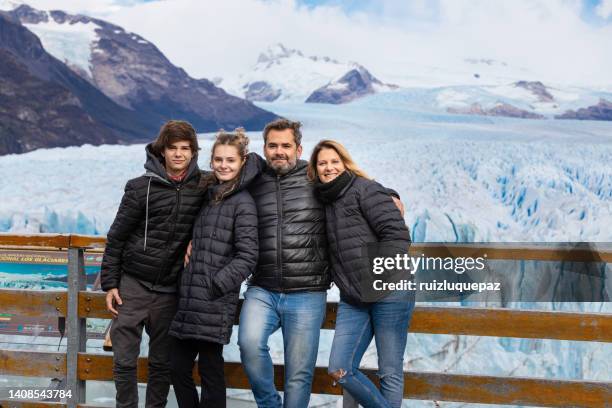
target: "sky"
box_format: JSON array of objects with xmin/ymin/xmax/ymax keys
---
[{"xmin": 2, "ymin": 0, "xmax": 612, "ymax": 86}]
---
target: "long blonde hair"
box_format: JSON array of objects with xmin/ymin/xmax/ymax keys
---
[{"xmin": 307, "ymin": 140, "xmax": 370, "ymax": 181}]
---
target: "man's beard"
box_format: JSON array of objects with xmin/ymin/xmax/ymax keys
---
[{"xmin": 268, "ymin": 154, "xmax": 298, "ymax": 175}]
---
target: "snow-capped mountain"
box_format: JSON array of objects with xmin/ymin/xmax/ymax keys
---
[
  {"xmin": 7, "ymin": 4, "xmax": 276, "ymax": 132},
  {"xmin": 220, "ymin": 43, "xmax": 396, "ymax": 103},
  {"xmin": 384, "ymin": 57, "xmax": 539, "ymax": 89},
  {"xmin": 306, "ymin": 65, "xmax": 398, "ymax": 105},
  {"xmin": 0, "ymin": 11, "xmax": 155, "ymax": 155},
  {"xmin": 375, "ymin": 80, "xmax": 612, "ymax": 120}
]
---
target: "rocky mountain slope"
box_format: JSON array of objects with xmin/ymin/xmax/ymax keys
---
[
  {"xmin": 0, "ymin": 12, "xmax": 155, "ymax": 155},
  {"xmin": 306, "ymin": 66, "xmax": 397, "ymax": 104},
  {"xmin": 8, "ymin": 4, "xmax": 276, "ymax": 132},
  {"xmin": 556, "ymin": 98, "xmax": 612, "ymax": 121}
]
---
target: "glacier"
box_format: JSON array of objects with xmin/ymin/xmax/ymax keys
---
[
  {"xmin": 2, "ymin": 93, "xmax": 611, "ymax": 242},
  {"xmin": 23, "ymin": 18, "xmax": 99, "ymax": 77},
  {"xmin": 1, "ymin": 95, "xmax": 611, "ymax": 407}
]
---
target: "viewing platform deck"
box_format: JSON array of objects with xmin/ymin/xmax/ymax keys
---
[{"xmin": 0, "ymin": 234, "xmax": 610, "ymax": 407}]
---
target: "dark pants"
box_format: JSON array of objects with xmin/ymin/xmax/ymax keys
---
[
  {"xmin": 110, "ymin": 274, "xmax": 177, "ymax": 408},
  {"xmin": 170, "ymin": 338, "xmax": 226, "ymax": 408}
]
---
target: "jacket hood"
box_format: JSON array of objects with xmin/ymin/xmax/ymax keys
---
[{"xmin": 144, "ymin": 143, "xmax": 200, "ymax": 184}]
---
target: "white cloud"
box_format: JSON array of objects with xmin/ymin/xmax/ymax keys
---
[
  {"xmin": 0, "ymin": 0, "xmax": 124, "ymax": 14},
  {"xmin": 596, "ymin": 0, "xmax": 612, "ymax": 19},
  {"xmin": 5, "ymin": 0, "xmax": 612, "ymax": 86}
]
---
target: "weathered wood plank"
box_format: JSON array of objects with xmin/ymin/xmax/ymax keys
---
[
  {"xmin": 409, "ymin": 242, "xmax": 612, "ymax": 262},
  {"xmin": 0, "ymin": 350, "xmax": 66, "ymax": 377},
  {"xmin": 405, "ymin": 371, "xmax": 612, "ymax": 407},
  {"xmin": 0, "ymin": 289, "xmax": 66, "ymax": 317},
  {"xmin": 0, "ymin": 234, "xmax": 70, "ymax": 249},
  {"xmin": 77, "ymin": 354, "xmax": 611, "ymax": 407},
  {"xmin": 0, "ymin": 402, "xmax": 67, "ymax": 408},
  {"xmin": 77, "ymin": 292, "xmax": 109, "ymax": 319},
  {"xmin": 409, "ymin": 306, "xmax": 612, "ymax": 342},
  {"xmin": 68, "ymin": 236, "xmax": 106, "ymax": 250},
  {"xmin": 79, "ymin": 292, "xmax": 612, "ymax": 342}
]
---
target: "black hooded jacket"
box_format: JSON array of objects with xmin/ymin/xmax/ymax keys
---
[
  {"xmin": 100, "ymin": 144, "xmax": 205, "ymax": 292},
  {"xmin": 319, "ymin": 173, "xmax": 411, "ymax": 305},
  {"xmin": 248, "ymin": 159, "xmax": 330, "ymax": 292},
  {"xmin": 169, "ymin": 155, "xmax": 259, "ymax": 344}
]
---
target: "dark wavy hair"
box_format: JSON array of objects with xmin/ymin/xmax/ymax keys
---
[
  {"xmin": 263, "ymin": 118, "xmax": 302, "ymax": 146},
  {"xmin": 150, "ymin": 120, "xmax": 199, "ymax": 158}
]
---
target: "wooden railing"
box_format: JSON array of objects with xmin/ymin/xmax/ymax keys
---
[{"xmin": 0, "ymin": 234, "xmax": 611, "ymax": 408}]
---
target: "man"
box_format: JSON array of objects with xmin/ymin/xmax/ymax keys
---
[
  {"xmin": 101, "ymin": 120, "xmax": 205, "ymax": 408},
  {"xmin": 238, "ymin": 118, "xmax": 330, "ymax": 408},
  {"xmin": 237, "ymin": 119, "xmax": 404, "ymax": 407}
]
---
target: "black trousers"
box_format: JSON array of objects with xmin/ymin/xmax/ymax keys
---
[
  {"xmin": 110, "ymin": 274, "xmax": 177, "ymax": 408},
  {"xmin": 170, "ymin": 337, "xmax": 226, "ymax": 408}
]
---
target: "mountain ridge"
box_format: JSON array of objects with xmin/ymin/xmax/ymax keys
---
[
  {"xmin": 0, "ymin": 11, "xmax": 156, "ymax": 155},
  {"xmin": 221, "ymin": 43, "xmax": 396, "ymax": 104},
  {"xmin": 8, "ymin": 4, "xmax": 277, "ymax": 132}
]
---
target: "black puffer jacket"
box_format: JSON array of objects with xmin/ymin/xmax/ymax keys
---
[
  {"xmin": 169, "ymin": 155, "xmax": 259, "ymax": 344},
  {"xmin": 320, "ymin": 173, "xmax": 410, "ymax": 305},
  {"xmin": 248, "ymin": 159, "xmax": 330, "ymax": 292},
  {"xmin": 101, "ymin": 144, "xmax": 205, "ymax": 292}
]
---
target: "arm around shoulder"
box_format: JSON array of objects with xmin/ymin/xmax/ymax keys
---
[{"xmin": 359, "ymin": 180, "xmax": 410, "ymax": 243}]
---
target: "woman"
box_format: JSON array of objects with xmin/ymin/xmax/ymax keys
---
[
  {"xmin": 169, "ymin": 129, "xmax": 258, "ymax": 408},
  {"xmin": 308, "ymin": 140, "xmax": 414, "ymax": 408}
]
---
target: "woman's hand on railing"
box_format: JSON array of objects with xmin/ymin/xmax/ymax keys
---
[{"xmin": 105, "ymin": 288, "xmax": 122, "ymax": 318}]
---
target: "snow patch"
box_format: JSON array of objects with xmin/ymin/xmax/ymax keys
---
[
  {"xmin": 222, "ymin": 44, "xmax": 361, "ymax": 102},
  {"xmin": 24, "ymin": 19, "xmax": 99, "ymax": 77},
  {"xmin": 0, "ymin": 0, "xmax": 20, "ymax": 11}
]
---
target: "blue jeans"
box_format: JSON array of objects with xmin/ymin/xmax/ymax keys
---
[
  {"xmin": 328, "ymin": 293, "xmax": 415, "ymax": 408},
  {"xmin": 238, "ymin": 286, "xmax": 327, "ymax": 408}
]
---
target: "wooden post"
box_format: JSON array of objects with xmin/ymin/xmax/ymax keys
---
[{"xmin": 66, "ymin": 247, "xmax": 87, "ymax": 407}]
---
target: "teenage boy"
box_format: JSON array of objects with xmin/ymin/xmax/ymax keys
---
[{"xmin": 101, "ymin": 120, "xmax": 204, "ymax": 408}]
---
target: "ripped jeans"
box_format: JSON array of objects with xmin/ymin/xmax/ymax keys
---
[{"xmin": 328, "ymin": 292, "xmax": 414, "ymax": 408}]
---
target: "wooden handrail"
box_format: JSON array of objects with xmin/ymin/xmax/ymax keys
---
[
  {"xmin": 0, "ymin": 234, "xmax": 71, "ymax": 249},
  {"xmin": 74, "ymin": 291, "xmax": 612, "ymax": 342},
  {"xmin": 1, "ymin": 289, "xmax": 611, "ymax": 342},
  {"xmin": 0, "ymin": 350, "xmax": 66, "ymax": 377},
  {"xmin": 1, "ymin": 234, "xmax": 611, "ymax": 261},
  {"xmin": 0, "ymin": 402, "xmax": 68, "ymax": 408},
  {"xmin": 0, "ymin": 290, "xmax": 67, "ymax": 317},
  {"xmin": 73, "ymin": 354, "xmax": 611, "ymax": 407},
  {"xmin": 5, "ymin": 364, "xmax": 609, "ymax": 408}
]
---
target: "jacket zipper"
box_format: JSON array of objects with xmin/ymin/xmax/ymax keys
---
[
  {"xmin": 209, "ymin": 202, "xmax": 222, "ymax": 293},
  {"xmin": 276, "ymin": 176, "xmax": 283, "ymax": 289},
  {"xmin": 155, "ymin": 184, "xmax": 182, "ymax": 286},
  {"xmin": 333, "ymin": 202, "xmax": 345, "ymax": 266}
]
